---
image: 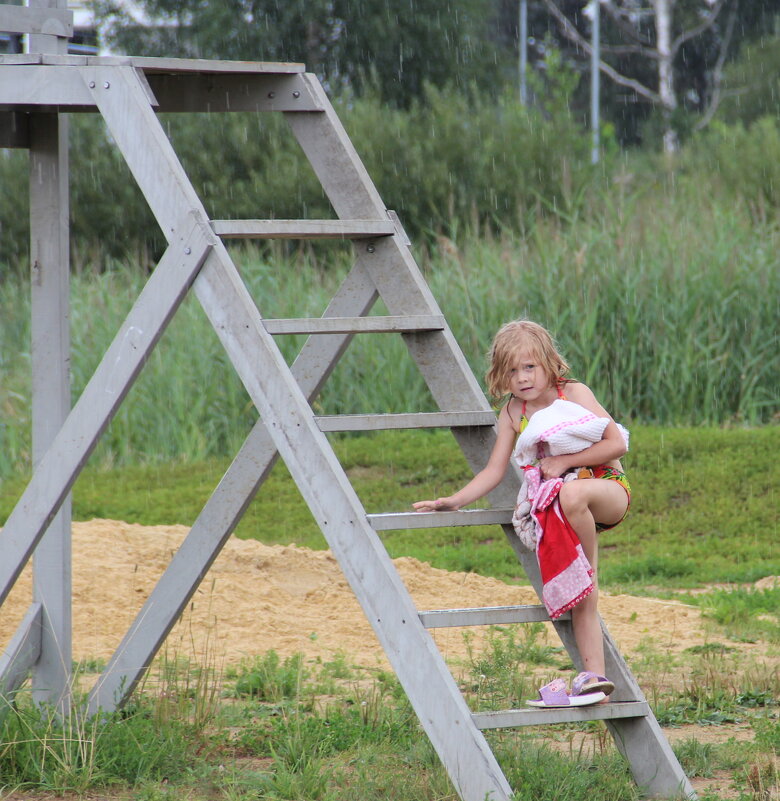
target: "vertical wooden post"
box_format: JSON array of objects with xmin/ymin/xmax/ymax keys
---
[{"xmin": 28, "ymin": 0, "xmax": 72, "ymax": 712}]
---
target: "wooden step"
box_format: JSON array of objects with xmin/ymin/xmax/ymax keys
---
[
  {"xmin": 262, "ymin": 315, "xmax": 444, "ymax": 335},
  {"xmin": 418, "ymin": 604, "xmax": 568, "ymax": 628},
  {"xmin": 316, "ymin": 411, "xmax": 496, "ymax": 432},
  {"xmin": 368, "ymin": 509, "xmax": 513, "ymax": 531},
  {"xmin": 212, "ymin": 219, "xmax": 395, "ymax": 239},
  {"xmin": 472, "ymin": 701, "xmax": 650, "ymax": 730}
]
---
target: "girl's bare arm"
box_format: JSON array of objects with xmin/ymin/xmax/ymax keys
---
[{"xmin": 413, "ymin": 404, "xmax": 517, "ymax": 511}]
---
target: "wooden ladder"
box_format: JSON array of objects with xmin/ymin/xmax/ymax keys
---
[{"xmin": 0, "ymin": 53, "xmax": 694, "ymax": 800}]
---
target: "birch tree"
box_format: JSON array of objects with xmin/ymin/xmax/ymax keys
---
[{"xmin": 541, "ymin": 0, "xmax": 739, "ymax": 153}]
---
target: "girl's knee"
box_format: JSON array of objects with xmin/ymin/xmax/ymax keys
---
[{"xmin": 559, "ymin": 480, "xmax": 589, "ymax": 513}]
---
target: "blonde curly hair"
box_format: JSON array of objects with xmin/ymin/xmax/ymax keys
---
[{"xmin": 485, "ymin": 320, "xmax": 570, "ymax": 400}]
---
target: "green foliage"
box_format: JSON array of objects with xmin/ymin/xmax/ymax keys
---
[
  {"xmin": 599, "ymin": 426, "xmax": 780, "ymax": 588},
  {"xmin": 92, "ymin": 0, "xmax": 502, "ymax": 109},
  {"xmin": 0, "ymin": 72, "xmax": 592, "ymax": 276},
  {"xmin": 673, "ymin": 737, "xmax": 717, "ymax": 778},
  {"xmin": 693, "ymin": 587, "xmax": 780, "ymax": 643},
  {"xmin": 0, "ymin": 694, "xmax": 195, "ymax": 792},
  {"xmin": 719, "ymin": 34, "xmax": 780, "ymax": 126},
  {"xmin": 683, "ymin": 116, "xmax": 780, "ymax": 215},
  {"xmin": 466, "ymin": 624, "xmax": 560, "ymax": 711},
  {"xmin": 753, "ymin": 716, "xmax": 780, "ymax": 752},
  {"xmin": 229, "ymin": 651, "xmax": 309, "ymax": 702},
  {"xmin": 0, "ymin": 631, "xmax": 778, "ymax": 800},
  {"xmin": 493, "ymin": 741, "xmax": 638, "ymax": 801}
]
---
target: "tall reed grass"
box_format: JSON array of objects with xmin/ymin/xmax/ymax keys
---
[{"xmin": 0, "ymin": 189, "xmax": 776, "ymax": 480}]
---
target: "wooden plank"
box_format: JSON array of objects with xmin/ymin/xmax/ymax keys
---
[
  {"xmin": 29, "ymin": 111, "xmax": 72, "ymax": 709},
  {"xmin": 316, "ymin": 411, "xmax": 495, "ymax": 432},
  {"xmin": 130, "ymin": 56, "xmax": 305, "ymax": 75},
  {"xmin": 0, "ymin": 224, "xmax": 212, "ymax": 609},
  {"xmin": 368, "ymin": 509, "xmax": 513, "ymax": 531},
  {"xmin": 473, "ymin": 701, "xmax": 650, "ymax": 730},
  {"xmin": 27, "ymin": 0, "xmax": 70, "ymax": 56},
  {"xmin": 145, "ymin": 73, "xmax": 322, "ymax": 113},
  {"xmin": 195, "ymin": 252, "xmax": 513, "ymax": 801},
  {"xmin": 0, "ymin": 604, "xmax": 42, "ymax": 699},
  {"xmin": 0, "ymin": 66, "xmax": 96, "ymax": 110},
  {"xmin": 0, "ymin": 5, "xmax": 72, "ymax": 37},
  {"xmin": 213, "ymin": 219, "xmax": 395, "ymax": 239},
  {"xmin": 418, "ymin": 605, "xmax": 564, "ymax": 628},
  {"xmin": 263, "ymin": 315, "xmax": 444, "ymax": 335},
  {"xmin": 0, "ymin": 54, "xmax": 305, "ymax": 72},
  {"xmin": 0, "ymin": 54, "xmax": 44, "ymax": 65}
]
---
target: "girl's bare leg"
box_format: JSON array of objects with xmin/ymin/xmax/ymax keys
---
[{"xmin": 559, "ymin": 479, "xmax": 628, "ymax": 684}]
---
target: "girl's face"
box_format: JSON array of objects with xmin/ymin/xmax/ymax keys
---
[{"xmin": 506, "ymin": 349, "xmax": 554, "ymax": 402}]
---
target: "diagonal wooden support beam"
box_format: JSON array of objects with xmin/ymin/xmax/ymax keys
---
[
  {"xmin": 0, "ymin": 224, "xmax": 212, "ymax": 607},
  {"xmin": 0, "ymin": 603, "xmax": 42, "ymax": 700},
  {"xmin": 89, "ymin": 260, "xmax": 379, "ymax": 712}
]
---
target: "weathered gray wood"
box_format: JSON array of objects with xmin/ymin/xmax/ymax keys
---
[
  {"xmin": 0, "ymin": 66, "xmax": 97, "ymax": 110},
  {"xmin": 368, "ymin": 509, "xmax": 513, "ymax": 530},
  {"xmin": 213, "ymin": 219, "xmax": 395, "ymax": 239},
  {"xmin": 0, "ymin": 226, "xmax": 212, "ymax": 608},
  {"xmin": 419, "ymin": 604, "xmax": 564, "ymax": 628},
  {"xmin": 29, "ymin": 111, "xmax": 72, "ymax": 709},
  {"xmin": 0, "ymin": 4, "xmax": 72, "ymax": 37},
  {"xmin": 263, "ymin": 315, "xmax": 444, "ymax": 335},
  {"xmin": 144, "ymin": 72, "xmax": 322, "ymax": 113},
  {"xmin": 315, "ymin": 411, "xmax": 495, "ymax": 432},
  {"xmin": 500, "ymin": 523, "xmax": 696, "ymax": 798},
  {"xmin": 83, "ymin": 65, "xmax": 512, "ymax": 801},
  {"xmin": 27, "ymin": 0, "xmax": 70, "ymax": 56},
  {"xmin": 89, "ymin": 261, "xmax": 379, "ymax": 713},
  {"xmin": 131, "ymin": 56, "xmax": 305, "ymax": 74},
  {"xmin": 0, "ymin": 603, "xmax": 42, "ymax": 699},
  {"xmin": 607, "ymin": 712, "xmax": 696, "ymax": 798},
  {"xmin": 473, "ymin": 701, "xmax": 650, "ymax": 730},
  {"xmin": 0, "ymin": 54, "xmax": 305, "ymax": 72}
]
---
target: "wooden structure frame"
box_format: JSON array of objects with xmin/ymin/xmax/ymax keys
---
[{"xmin": 0, "ymin": 3, "xmax": 695, "ymax": 799}]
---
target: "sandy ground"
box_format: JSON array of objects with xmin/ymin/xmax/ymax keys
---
[{"xmin": 2, "ymin": 519, "xmax": 773, "ymax": 674}]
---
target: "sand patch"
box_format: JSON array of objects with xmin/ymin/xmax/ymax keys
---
[{"xmin": 0, "ymin": 520, "xmax": 767, "ymax": 671}]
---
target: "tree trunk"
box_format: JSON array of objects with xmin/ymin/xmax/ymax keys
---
[{"xmin": 655, "ymin": 0, "xmax": 679, "ymax": 153}]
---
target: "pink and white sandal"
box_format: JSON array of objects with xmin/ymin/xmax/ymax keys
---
[
  {"xmin": 571, "ymin": 671, "xmax": 615, "ymax": 697},
  {"xmin": 526, "ymin": 678, "xmax": 606, "ymax": 708}
]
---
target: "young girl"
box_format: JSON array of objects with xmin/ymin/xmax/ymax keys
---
[{"xmin": 413, "ymin": 319, "xmax": 630, "ymax": 705}]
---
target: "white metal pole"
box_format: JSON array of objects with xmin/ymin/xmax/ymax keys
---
[
  {"xmin": 519, "ymin": 0, "xmax": 528, "ymax": 104},
  {"xmin": 590, "ymin": 0, "xmax": 600, "ymax": 163}
]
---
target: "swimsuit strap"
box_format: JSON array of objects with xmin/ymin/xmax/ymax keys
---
[
  {"xmin": 521, "ymin": 383, "xmax": 566, "ymax": 417},
  {"xmin": 514, "ymin": 382, "xmax": 567, "ymax": 433}
]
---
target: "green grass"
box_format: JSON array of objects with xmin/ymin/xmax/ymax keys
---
[
  {"xmin": 2, "ymin": 426, "xmax": 777, "ymax": 593},
  {"xmin": 1, "ymin": 635, "xmax": 777, "ymax": 801}
]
